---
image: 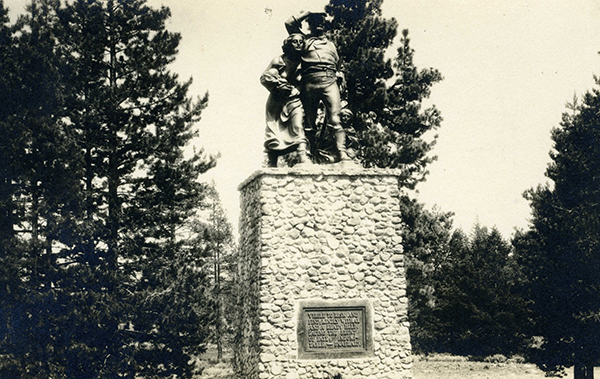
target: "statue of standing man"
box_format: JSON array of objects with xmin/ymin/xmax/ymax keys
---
[{"xmin": 285, "ymin": 11, "xmax": 351, "ymax": 164}]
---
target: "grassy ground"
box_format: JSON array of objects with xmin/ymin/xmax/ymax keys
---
[
  {"xmin": 412, "ymin": 354, "xmax": 547, "ymax": 379},
  {"xmin": 194, "ymin": 350, "xmax": 600, "ymax": 378}
]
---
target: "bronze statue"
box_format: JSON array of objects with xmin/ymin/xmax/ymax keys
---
[
  {"xmin": 285, "ymin": 11, "xmax": 351, "ymax": 164},
  {"xmin": 261, "ymin": 33, "xmax": 310, "ymax": 167}
]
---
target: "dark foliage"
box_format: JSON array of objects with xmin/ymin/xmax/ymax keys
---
[
  {"xmin": 404, "ymin": 218, "xmax": 528, "ymax": 357},
  {"xmin": 398, "ymin": 195, "xmax": 454, "ymax": 352},
  {"xmin": 514, "ymin": 81, "xmax": 600, "ymax": 378},
  {"xmin": 325, "ymin": 0, "xmax": 443, "ymax": 189},
  {"xmin": 0, "ymin": 0, "xmax": 217, "ymax": 377},
  {"xmin": 431, "ymin": 226, "xmax": 528, "ymax": 357}
]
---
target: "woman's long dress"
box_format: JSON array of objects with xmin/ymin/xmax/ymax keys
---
[{"xmin": 260, "ymin": 55, "xmax": 306, "ymax": 153}]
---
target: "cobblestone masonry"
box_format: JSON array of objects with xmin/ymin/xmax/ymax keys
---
[{"xmin": 234, "ymin": 168, "xmax": 412, "ymax": 379}]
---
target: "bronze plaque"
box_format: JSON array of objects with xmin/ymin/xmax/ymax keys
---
[
  {"xmin": 305, "ymin": 307, "xmax": 365, "ymax": 350},
  {"xmin": 297, "ymin": 300, "xmax": 373, "ymax": 359}
]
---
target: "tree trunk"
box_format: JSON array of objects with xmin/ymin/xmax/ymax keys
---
[
  {"xmin": 574, "ymin": 363, "xmax": 594, "ymax": 379},
  {"xmin": 215, "ymin": 245, "xmax": 223, "ymax": 360}
]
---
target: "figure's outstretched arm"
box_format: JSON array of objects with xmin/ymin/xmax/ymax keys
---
[{"xmin": 284, "ymin": 11, "xmax": 312, "ymax": 34}]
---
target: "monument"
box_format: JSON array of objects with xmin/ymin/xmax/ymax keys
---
[{"xmin": 233, "ymin": 10, "xmax": 412, "ymax": 379}]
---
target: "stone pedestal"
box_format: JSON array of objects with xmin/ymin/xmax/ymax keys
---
[{"xmin": 234, "ymin": 168, "xmax": 412, "ymax": 379}]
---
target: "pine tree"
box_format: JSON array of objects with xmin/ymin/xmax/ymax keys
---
[
  {"xmin": 325, "ymin": 0, "xmax": 443, "ymax": 188},
  {"xmin": 59, "ymin": 0, "xmax": 216, "ymax": 376},
  {"xmin": 0, "ymin": 1, "xmax": 87, "ymax": 376},
  {"xmin": 515, "ymin": 81, "xmax": 600, "ymax": 379},
  {"xmin": 0, "ymin": 0, "xmax": 217, "ymax": 377},
  {"xmin": 0, "ymin": 2, "xmax": 27, "ymax": 372},
  {"xmin": 196, "ymin": 185, "xmax": 235, "ymax": 361}
]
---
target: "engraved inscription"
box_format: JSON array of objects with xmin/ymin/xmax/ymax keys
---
[{"xmin": 305, "ymin": 308, "xmax": 365, "ymax": 350}]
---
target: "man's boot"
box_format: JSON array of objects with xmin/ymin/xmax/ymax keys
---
[{"xmin": 335, "ymin": 130, "xmax": 350, "ymax": 162}]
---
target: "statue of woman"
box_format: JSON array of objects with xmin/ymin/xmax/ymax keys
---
[{"xmin": 260, "ymin": 33, "xmax": 309, "ymax": 167}]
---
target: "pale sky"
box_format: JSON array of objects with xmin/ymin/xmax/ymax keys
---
[{"xmin": 6, "ymin": 0, "xmax": 600, "ymax": 239}]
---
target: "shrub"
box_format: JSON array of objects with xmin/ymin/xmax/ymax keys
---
[{"xmin": 484, "ymin": 354, "xmax": 508, "ymax": 364}]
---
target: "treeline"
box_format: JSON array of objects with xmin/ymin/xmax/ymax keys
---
[
  {"xmin": 0, "ymin": 0, "xmax": 234, "ymax": 378},
  {"xmin": 401, "ymin": 201, "xmax": 529, "ymax": 358},
  {"xmin": 403, "ymin": 77, "xmax": 600, "ymax": 379}
]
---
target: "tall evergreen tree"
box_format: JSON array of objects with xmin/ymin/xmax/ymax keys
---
[
  {"xmin": 0, "ymin": 0, "xmax": 216, "ymax": 377},
  {"xmin": 0, "ymin": 1, "xmax": 87, "ymax": 376},
  {"xmin": 326, "ymin": 0, "xmax": 443, "ymax": 188},
  {"xmin": 515, "ymin": 80, "xmax": 600, "ymax": 379},
  {"xmin": 195, "ymin": 184, "xmax": 235, "ymax": 361},
  {"xmin": 0, "ymin": 2, "xmax": 28, "ymax": 374}
]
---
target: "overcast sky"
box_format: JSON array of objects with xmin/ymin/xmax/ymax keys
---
[{"xmin": 6, "ymin": 0, "xmax": 600, "ymax": 238}]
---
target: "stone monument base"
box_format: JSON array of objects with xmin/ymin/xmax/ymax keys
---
[{"xmin": 234, "ymin": 167, "xmax": 412, "ymax": 379}]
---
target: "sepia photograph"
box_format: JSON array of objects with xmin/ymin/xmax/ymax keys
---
[{"xmin": 1, "ymin": 0, "xmax": 600, "ymax": 378}]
